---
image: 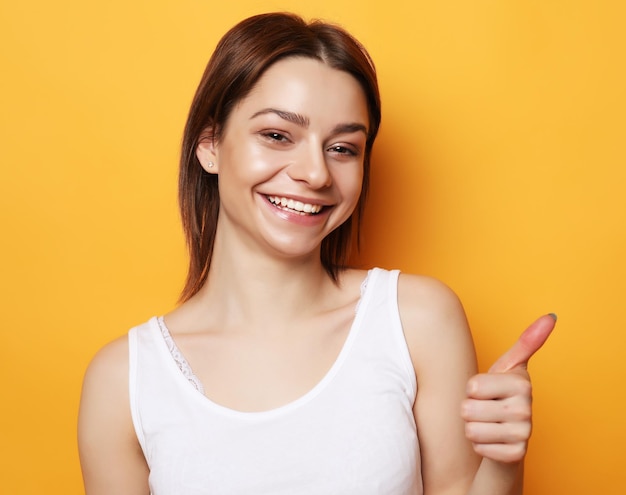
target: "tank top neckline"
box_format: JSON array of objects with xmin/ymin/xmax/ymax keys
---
[{"xmin": 150, "ymin": 268, "xmax": 380, "ymax": 420}]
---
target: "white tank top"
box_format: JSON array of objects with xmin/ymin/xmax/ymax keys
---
[{"xmin": 129, "ymin": 268, "xmax": 423, "ymax": 494}]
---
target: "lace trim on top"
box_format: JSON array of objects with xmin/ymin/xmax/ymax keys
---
[
  {"xmin": 354, "ymin": 272, "xmax": 369, "ymax": 315},
  {"xmin": 157, "ymin": 270, "xmax": 371, "ymax": 395},
  {"xmin": 156, "ymin": 316, "xmax": 205, "ymax": 394}
]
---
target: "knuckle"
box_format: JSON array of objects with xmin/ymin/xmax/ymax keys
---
[
  {"xmin": 517, "ymin": 378, "xmax": 533, "ymax": 397},
  {"xmin": 519, "ymin": 422, "xmax": 533, "ymax": 441},
  {"xmin": 465, "ymin": 422, "xmax": 476, "ymax": 440},
  {"xmin": 518, "ymin": 406, "xmax": 532, "ymax": 422},
  {"xmin": 510, "ymin": 442, "xmax": 528, "ymax": 462},
  {"xmin": 472, "ymin": 443, "xmax": 485, "ymax": 456},
  {"xmin": 466, "ymin": 376, "xmax": 480, "ymax": 396},
  {"xmin": 460, "ymin": 399, "xmax": 471, "ymax": 419}
]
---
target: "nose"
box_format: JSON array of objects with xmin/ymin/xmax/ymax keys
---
[{"xmin": 287, "ymin": 145, "xmax": 332, "ymax": 189}]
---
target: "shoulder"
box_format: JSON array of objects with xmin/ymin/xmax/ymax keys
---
[
  {"xmin": 81, "ymin": 317, "xmax": 154, "ymax": 401},
  {"xmin": 79, "ymin": 326, "xmax": 144, "ymax": 437},
  {"xmin": 396, "ymin": 273, "xmax": 476, "ymax": 376},
  {"xmin": 80, "ymin": 334, "xmax": 132, "ymax": 430},
  {"xmin": 397, "ymin": 273, "xmax": 466, "ymax": 327},
  {"xmin": 79, "ymin": 332, "xmax": 150, "ymax": 493},
  {"xmin": 83, "ymin": 334, "xmax": 130, "ymax": 389},
  {"xmin": 79, "ymin": 333, "xmax": 150, "ymax": 492}
]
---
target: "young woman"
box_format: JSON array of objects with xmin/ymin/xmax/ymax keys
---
[{"xmin": 78, "ymin": 12, "xmax": 556, "ymax": 495}]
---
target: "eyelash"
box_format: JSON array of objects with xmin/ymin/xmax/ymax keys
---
[
  {"xmin": 259, "ymin": 131, "xmax": 359, "ymax": 157},
  {"xmin": 260, "ymin": 131, "xmax": 290, "ymax": 143},
  {"xmin": 327, "ymin": 145, "xmax": 357, "ymax": 157}
]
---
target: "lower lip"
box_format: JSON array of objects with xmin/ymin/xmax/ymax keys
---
[{"xmin": 263, "ymin": 196, "xmax": 331, "ymax": 226}]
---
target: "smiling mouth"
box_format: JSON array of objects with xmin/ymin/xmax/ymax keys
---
[{"xmin": 267, "ymin": 195, "xmax": 324, "ymax": 215}]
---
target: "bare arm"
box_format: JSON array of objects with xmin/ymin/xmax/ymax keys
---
[
  {"xmin": 398, "ymin": 274, "xmax": 481, "ymax": 494},
  {"xmin": 78, "ymin": 336, "xmax": 150, "ymax": 495},
  {"xmin": 399, "ymin": 275, "xmax": 553, "ymax": 495}
]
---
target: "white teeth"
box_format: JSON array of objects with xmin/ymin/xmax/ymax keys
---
[{"xmin": 267, "ymin": 196, "xmax": 323, "ymax": 214}]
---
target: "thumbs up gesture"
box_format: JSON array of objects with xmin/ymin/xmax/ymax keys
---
[{"xmin": 461, "ymin": 314, "xmax": 557, "ymax": 463}]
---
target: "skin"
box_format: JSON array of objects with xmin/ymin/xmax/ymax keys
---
[{"xmin": 78, "ymin": 57, "xmax": 555, "ymax": 494}]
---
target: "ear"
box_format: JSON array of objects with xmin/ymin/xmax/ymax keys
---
[{"xmin": 196, "ymin": 128, "xmax": 219, "ymax": 174}]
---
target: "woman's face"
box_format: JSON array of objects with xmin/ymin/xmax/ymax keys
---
[{"xmin": 197, "ymin": 56, "xmax": 369, "ymax": 262}]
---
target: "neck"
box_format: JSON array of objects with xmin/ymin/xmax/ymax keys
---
[{"xmin": 188, "ymin": 235, "xmax": 339, "ymax": 330}]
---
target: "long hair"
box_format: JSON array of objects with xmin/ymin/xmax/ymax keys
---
[{"xmin": 179, "ymin": 12, "xmax": 381, "ymax": 302}]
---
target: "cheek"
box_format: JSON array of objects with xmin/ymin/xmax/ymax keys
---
[
  {"xmin": 230, "ymin": 145, "xmax": 284, "ymax": 180},
  {"xmin": 338, "ymin": 164, "xmax": 364, "ymax": 205}
]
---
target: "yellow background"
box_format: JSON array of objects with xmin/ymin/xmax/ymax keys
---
[{"xmin": 1, "ymin": 0, "xmax": 624, "ymax": 493}]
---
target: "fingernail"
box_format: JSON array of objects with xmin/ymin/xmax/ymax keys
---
[{"xmin": 548, "ymin": 313, "xmax": 558, "ymax": 321}]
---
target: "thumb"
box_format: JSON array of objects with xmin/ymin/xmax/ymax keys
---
[{"xmin": 489, "ymin": 313, "xmax": 557, "ymax": 373}]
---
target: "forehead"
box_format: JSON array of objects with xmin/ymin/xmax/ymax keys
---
[{"xmin": 234, "ymin": 57, "xmax": 369, "ymax": 127}]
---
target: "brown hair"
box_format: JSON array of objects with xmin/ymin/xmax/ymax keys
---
[{"xmin": 178, "ymin": 12, "xmax": 381, "ymax": 302}]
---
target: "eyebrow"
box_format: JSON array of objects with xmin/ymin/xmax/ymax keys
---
[
  {"xmin": 250, "ymin": 107, "xmax": 368, "ymax": 136},
  {"xmin": 251, "ymin": 108, "xmax": 310, "ymax": 128},
  {"xmin": 331, "ymin": 122, "xmax": 368, "ymax": 136}
]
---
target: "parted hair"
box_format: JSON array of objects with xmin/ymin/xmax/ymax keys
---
[{"xmin": 178, "ymin": 12, "xmax": 381, "ymax": 302}]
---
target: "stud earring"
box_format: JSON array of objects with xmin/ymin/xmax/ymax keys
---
[{"xmin": 207, "ymin": 161, "xmax": 214, "ymax": 168}]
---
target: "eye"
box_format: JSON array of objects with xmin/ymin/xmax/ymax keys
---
[
  {"xmin": 260, "ymin": 131, "xmax": 290, "ymax": 143},
  {"xmin": 327, "ymin": 144, "xmax": 358, "ymax": 157}
]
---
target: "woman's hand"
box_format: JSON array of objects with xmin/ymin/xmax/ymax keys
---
[{"xmin": 462, "ymin": 314, "xmax": 557, "ymax": 463}]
